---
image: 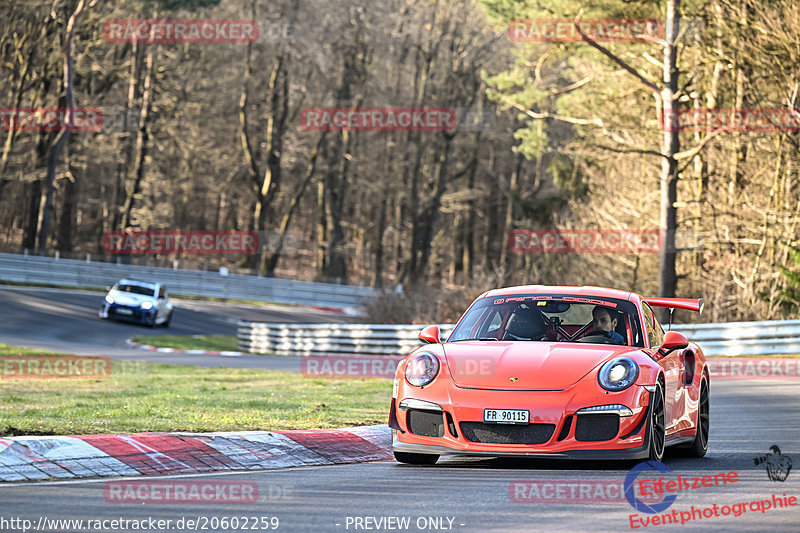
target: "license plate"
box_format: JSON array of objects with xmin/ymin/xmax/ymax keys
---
[
  {"xmin": 115, "ymin": 308, "xmax": 133, "ymax": 315},
  {"xmin": 484, "ymin": 408, "xmax": 529, "ymax": 425}
]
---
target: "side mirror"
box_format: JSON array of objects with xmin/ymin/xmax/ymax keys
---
[
  {"xmin": 658, "ymin": 331, "xmax": 689, "ymax": 356},
  {"xmin": 419, "ymin": 325, "xmax": 441, "ymax": 345}
]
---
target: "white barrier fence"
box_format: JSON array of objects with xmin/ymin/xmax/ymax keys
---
[
  {"xmin": 239, "ymin": 323, "xmax": 455, "ymax": 356},
  {"xmin": 238, "ymin": 320, "xmax": 800, "ymax": 357},
  {"xmin": 0, "ymin": 252, "xmax": 378, "ymax": 308}
]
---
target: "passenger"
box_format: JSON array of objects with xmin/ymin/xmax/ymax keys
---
[
  {"xmin": 590, "ymin": 306, "xmax": 625, "ymax": 345},
  {"xmin": 504, "ymin": 306, "xmax": 548, "ymax": 341}
]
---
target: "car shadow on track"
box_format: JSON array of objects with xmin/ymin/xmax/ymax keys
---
[{"xmin": 402, "ymin": 447, "xmax": 748, "ymax": 472}]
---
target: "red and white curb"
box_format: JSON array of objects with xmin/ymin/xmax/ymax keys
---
[
  {"xmin": 126, "ymin": 339, "xmax": 245, "ymax": 357},
  {"xmin": 0, "ymin": 425, "xmax": 391, "ymax": 482}
]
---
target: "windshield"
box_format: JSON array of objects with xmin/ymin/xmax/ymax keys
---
[
  {"xmin": 114, "ymin": 284, "xmax": 156, "ymax": 297},
  {"xmin": 448, "ymin": 294, "xmax": 644, "ymax": 347}
]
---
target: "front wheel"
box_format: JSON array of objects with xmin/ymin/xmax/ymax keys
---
[
  {"xmin": 648, "ymin": 383, "xmax": 666, "ymax": 462},
  {"xmin": 394, "ymin": 451, "xmax": 439, "ymax": 465},
  {"xmin": 162, "ymin": 310, "xmax": 173, "ymax": 328}
]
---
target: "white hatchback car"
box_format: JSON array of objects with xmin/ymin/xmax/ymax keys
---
[{"xmin": 99, "ymin": 279, "xmax": 173, "ymax": 327}]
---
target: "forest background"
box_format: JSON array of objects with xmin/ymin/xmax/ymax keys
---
[{"xmin": 2, "ymin": 0, "xmax": 799, "ymax": 323}]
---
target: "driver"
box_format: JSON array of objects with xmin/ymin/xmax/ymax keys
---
[{"xmin": 590, "ymin": 306, "xmax": 625, "ymax": 345}]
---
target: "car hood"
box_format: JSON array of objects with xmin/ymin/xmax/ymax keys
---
[
  {"xmin": 441, "ymin": 341, "xmax": 639, "ymax": 390},
  {"xmin": 109, "ymin": 291, "xmax": 155, "ymax": 307}
]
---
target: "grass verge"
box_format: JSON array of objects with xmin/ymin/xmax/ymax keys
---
[
  {"xmin": 131, "ymin": 334, "xmax": 240, "ymax": 352},
  {"xmin": 0, "ymin": 344, "xmax": 390, "ymax": 436}
]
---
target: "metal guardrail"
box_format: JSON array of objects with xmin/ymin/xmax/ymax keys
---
[
  {"xmin": 239, "ymin": 320, "xmax": 800, "ymax": 357},
  {"xmin": 670, "ymin": 320, "xmax": 800, "ymax": 356},
  {"xmin": 239, "ymin": 323, "xmax": 455, "ymax": 356},
  {"xmin": 0, "ymin": 252, "xmax": 378, "ymax": 309}
]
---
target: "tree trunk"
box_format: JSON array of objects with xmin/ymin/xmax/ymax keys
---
[
  {"xmin": 658, "ymin": 0, "xmax": 681, "ymax": 303},
  {"xmin": 57, "ymin": 172, "xmax": 77, "ymax": 252},
  {"xmin": 323, "ymin": 130, "xmax": 351, "ymax": 282},
  {"xmin": 315, "ymin": 178, "xmax": 327, "ymax": 279},
  {"xmin": 114, "ymin": 37, "xmax": 141, "ymax": 231},
  {"xmin": 264, "ymin": 133, "xmax": 325, "ymax": 274},
  {"xmin": 254, "ymin": 55, "xmax": 288, "ymax": 275},
  {"xmin": 499, "ymin": 153, "xmax": 523, "ymax": 271},
  {"xmin": 22, "ymin": 180, "xmax": 41, "ymax": 250},
  {"xmin": 121, "ymin": 34, "xmax": 155, "ymax": 229},
  {"xmin": 413, "ymin": 135, "xmax": 455, "ymax": 277},
  {"xmin": 37, "ymin": 0, "xmax": 92, "ymax": 252},
  {"xmin": 373, "ymin": 195, "xmax": 387, "ymax": 289}
]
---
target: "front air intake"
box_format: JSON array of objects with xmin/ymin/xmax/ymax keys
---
[
  {"xmin": 574, "ymin": 414, "xmax": 619, "ymax": 441},
  {"xmin": 406, "ymin": 410, "xmax": 445, "ymax": 437},
  {"xmin": 459, "ymin": 423, "xmax": 555, "ymax": 445}
]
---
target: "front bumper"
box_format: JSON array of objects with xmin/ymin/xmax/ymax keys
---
[
  {"xmin": 391, "ymin": 384, "xmax": 654, "ymax": 461},
  {"xmin": 100, "ymin": 303, "xmax": 155, "ymax": 324},
  {"xmin": 392, "ymin": 429, "xmax": 651, "ymax": 460}
]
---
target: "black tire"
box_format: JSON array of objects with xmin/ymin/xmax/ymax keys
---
[
  {"xmin": 648, "ymin": 382, "xmax": 666, "ymax": 462},
  {"xmin": 162, "ymin": 311, "xmax": 172, "ymax": 328},
  {"xmin": 676, "ymin": 379, "xmax": 709, "ymax": 458},
  {"xmin": 393, "ymin": 451, "xmax": 439, "ymax": 465},
  {"xmin": 147, "ymin": 313, "xmax": 157, "ymax": 328}
]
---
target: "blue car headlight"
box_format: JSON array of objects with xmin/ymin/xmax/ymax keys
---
[
  {"xmin": 405, "ymin": 352, "xmax": 440, "ymax": 387},
  {"xmin": 105, "ymin": 295, "xmax": 114, "ymax": 304},
  {"xmin": 598, "ymin": 357, "xmax": 639, "ymax": 392},
  {"xmin": 140, "ymin": 302, "xmax": 153, "ymax": 310}
]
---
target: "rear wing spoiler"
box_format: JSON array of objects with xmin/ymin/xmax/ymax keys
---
[{"xmin": 643, "ymin": 297, "xmax": 703, "ymax": 314}]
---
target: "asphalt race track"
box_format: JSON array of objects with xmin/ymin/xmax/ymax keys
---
[
  {"xmin": 1, "ymin": 285, "xmax": 799, "ymax": 532},
  {"xmin": 0, "ymin": 286, "xmax": 346, "ymax": 370},
  {"xmin": 1, "ymin": 380, "xmax": 798, "ymax": 532}
]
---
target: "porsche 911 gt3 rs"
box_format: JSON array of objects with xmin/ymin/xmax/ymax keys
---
[{"xmin": 389, "ymin": 285, "xmax": 709, "ymax": 465}]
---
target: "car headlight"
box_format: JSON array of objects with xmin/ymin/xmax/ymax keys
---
[
  {"xmin": 105, "ymin": 295, "xmax": 114, "ymax": 304},
  {"xmin": 598, "ymin": 357, "xmax": 639, "ymax": 392},
  {"xmin": 405, "ymin": 352, "xmax": 440, "ymax": 387},
  {"xmin": 140, "ymin": 302, "xmax": 153, "ymax": 310}
]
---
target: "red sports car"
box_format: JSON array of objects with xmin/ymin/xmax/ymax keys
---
[{"xmin": 389, "ymin": 285, "xmax": 709, "ymax": 464}]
